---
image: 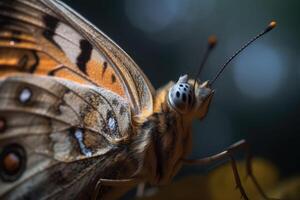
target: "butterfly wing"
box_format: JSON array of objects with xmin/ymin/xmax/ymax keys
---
[
  {"xmin": 0, "ymin": 75, "xmax": 140, "ymax": 199},
  {"xmin": 0, "ymin": 0, "xmax": 152, "ymax": 198},
  {"xmin": 0, "ymin": 0, "xmax": 154, "ymax": 115}
]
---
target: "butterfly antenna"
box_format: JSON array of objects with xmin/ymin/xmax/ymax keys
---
[
  {"xmin": 193, "ymin": 35, "xmax": 217, "ymax": 90},
  {"xmin": 209, "ymin": 21, "xmax": 277, "ymax": 86}
]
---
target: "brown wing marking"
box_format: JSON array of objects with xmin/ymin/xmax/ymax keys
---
[
  {"xmin": 0, "ymin": 75, "xmax": 132, "ymax": 151},
  {"xmin": 0, "ymin": 0, "xmax": 126, "ymax": 98},
  {"xmin": 0, "ymin": 74, "xmax": 134, "ymax": 198},
  {"xmin": 42, "ymin": 0, "xmax": 155, "ymax": 114}
]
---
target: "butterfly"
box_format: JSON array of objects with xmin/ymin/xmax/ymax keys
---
[{"xmin": 0, "ymin": 0, "xmax": 277, "ymax": 199}]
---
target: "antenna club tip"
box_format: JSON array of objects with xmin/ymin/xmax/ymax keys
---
[
  {"xmin": 208, "ymin": 35, "xmax": 217, "ymax": 48},
  {"xmin": 266, "ymin": 21, "xmax": 277, "ymax": 32},
  {"xmin": 269, "ymin": 21, "xmax": 277, "ymax": 28}
]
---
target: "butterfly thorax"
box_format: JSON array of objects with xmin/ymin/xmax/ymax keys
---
[{"xmin": 134, "ymin": 75, "xmax": 214, "ymax": 185}]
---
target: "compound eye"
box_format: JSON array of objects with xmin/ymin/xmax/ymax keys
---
[{"xmin": 168, "ymin": 82, "xmax": 193, "ymax": 113}]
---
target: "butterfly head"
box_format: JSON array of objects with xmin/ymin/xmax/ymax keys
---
[
  {"xmin": 167, "ymin": 21, "xmax": 277, "ymax": 119},
  {"xmin": 168, "ymin": 74, "xmax": 213, "ymax": 119}
]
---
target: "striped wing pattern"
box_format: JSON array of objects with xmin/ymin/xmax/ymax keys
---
[{"xmin": 0, "ymin": 0, "xmax": 152, "ymax": 199}]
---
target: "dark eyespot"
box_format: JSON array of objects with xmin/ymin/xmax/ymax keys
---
[
  {"xmin": 184, "ymin": 85, "xmax": 188, "ymax": 89},
  {"xmin": 176, "ymin": 91, "xmax": 180, "ymax": 98},
  {"xmin": 182, "ymin": 93, "xmax": 186, "ymax": 102},
  {"xmin": 184, "ymin": 88, "xmax": 187, "ymax": 91},
  {"xmin": 0, "ymin": 144, "xmax": 26, "ymax": 182},
  {"xmin": 179, "ymin": 84, "xmax": 183, "ymax": 87}
]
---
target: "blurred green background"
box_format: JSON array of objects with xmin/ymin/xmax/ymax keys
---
[{"xmin": 63, "ymin": 0, "xmax": 300, "ymax": 198}]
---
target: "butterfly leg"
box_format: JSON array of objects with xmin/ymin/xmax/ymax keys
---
[
  {"xmin": 92, "ymin": 178, "xmax": 140, "ymax": 200},
  {"xmin": 230, "ymin": 140, "xmax": 278, "ymax": 200},
  {"xmin": 182, "ymin": 139, "xmax": 271, "ymax": 200}
]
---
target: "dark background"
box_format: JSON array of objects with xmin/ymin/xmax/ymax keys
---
[{"xmin": 63, "ymin": 0, "xmax": 299, "ymax": 186}]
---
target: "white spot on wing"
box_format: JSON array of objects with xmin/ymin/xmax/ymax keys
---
[
  {"xmin": 74, "ymin": 129, "xmax": 92, "ymax": 157},
  {"xmin": 108, "ymin": 117, "xmax": 116, "ymax": 132},
  {"xmin": 91, "ymin": 49, "xmax": 105, "ymax": 62},
  {"xmin": 53, "ymin": 23, "xmax": 81, "ymax": 63},
  {"xmin": 19, "ymin": 88, "xmax": 32, "ymax": 103}
]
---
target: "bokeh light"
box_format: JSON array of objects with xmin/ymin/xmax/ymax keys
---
[
  {"xmin": 125, "ymin": 0, "xmax": 181, "ymax": 34},
  {"xmin": 233, "ymin": 44, "xmax": 284, "ymax": 99},
  {"xmin": 124, "ymin": 0, "xmax": 216, "ymax": 43}
]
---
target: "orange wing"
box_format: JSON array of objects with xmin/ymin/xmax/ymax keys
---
[{"xmin": 0, "ymin": 0, "xmax": 154, "ymax": 115}]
